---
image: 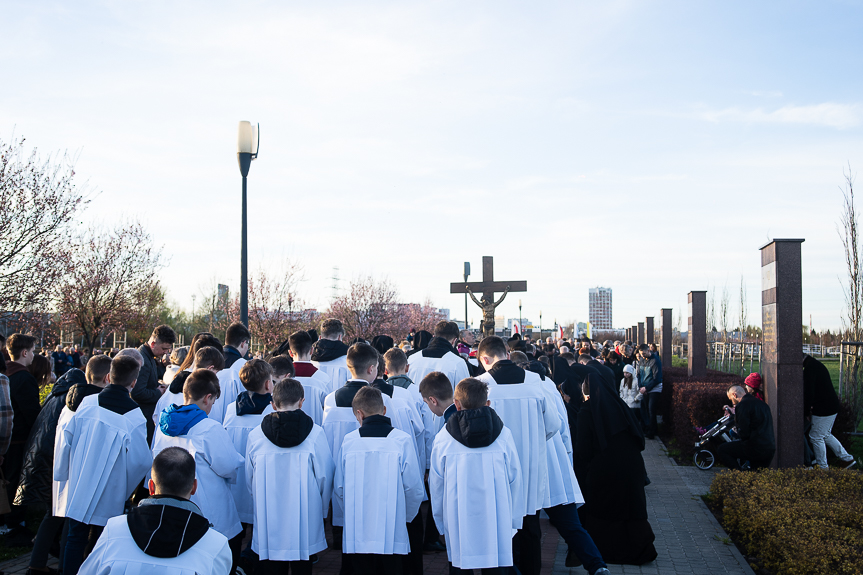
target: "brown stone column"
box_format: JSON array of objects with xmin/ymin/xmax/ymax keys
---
[
  {"xmin": 661, "ymin": 309, "xmax": 672, "ymax": 367},
  {"xmin": 637, "ymin": 322, "xmax": 645, "ymax": 346},
  {"xmin": 631, "ymin": 325, "xmax": 637, "ymax": 343},
  {"xmin": 688, "ymin": 291, "xmax": 707, "ymax": 378},
  {"xmin": 761, "ymin": 239, "xmax": 805, "ymax": 468},
  {"xmin": 625, "ymin": 328, "xmax": 631, "ymax": 341},
  {"xmin": 646, "ymin": 317, "xmax": 655, "ymax": 344}
]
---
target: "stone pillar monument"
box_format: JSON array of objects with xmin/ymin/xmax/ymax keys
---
[
  {"xmin": 631, "ymin": 325, "xmax": 637, "ymax": 343},
  {"xmin": 761, "ymin": 239, "xmax": 805, "ymax": 468},
  {"xmin": 646, "ymin": 317, "xmax": 655, "ymax": 344},
  {"xmin": 688, "ymin": 291, "xmax": 707, "ymax": 378},
  {"xmin": 661, "ymin": 309, "xmax": 672, "ymax": 367},
  {"xmin": 637, "ymin": 322, "xmax": 645, "ymax": 346}
]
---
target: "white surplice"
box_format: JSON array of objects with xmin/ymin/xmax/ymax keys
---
[
  {"xmin": 312, "ymin": 355, "xmax": 350, "ymax": 393},
  {"xmin": 53, "ymin": 399, "xmax": 151, "ymax": 526},
  {"xmin": 477, "ymin": 368, "xmax": 559, "ymax": 517},
  {"xmin": 538, "ymin": 377, "xmax": 584, "ymax": 508},
  {"xmin": 406, "ymin": 349, "xmax": 470, "ymax": 394},
  {"xmin": 245, "ymin": 423, "xmax": 334, "ymax": 561},
  {"xmin": 429, "ymin": 424, "xmax": 523, "ymax": 569},
  {"xmin": 207, "ymin": 369, "xmax": 245, "ymax": 424},
  {"xmin": 151, "ymin": 418, "xmax": 244, "ymax": 538},
  {"xmin": 222, "ymin": 401, "xmax": 274, "ymax": 524},
  {"xmin": 295, "ymin": 376, "xmax": 328, "ymax": 425},
  {"xmin": 78, "ymin": 514, "xmax": 232, "ymax": 575},
  {"xmin": 334, "ymin": 426, "xmax": 424, "ymax": 555}
]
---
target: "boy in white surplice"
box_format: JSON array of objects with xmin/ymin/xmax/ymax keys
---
[
  {"xmin": 334, "ymin": 386, "xmax": 424, "ymax": 575},
  {"xmin": 245, "ymin": 378, "xmax": 334, "ymax": 574}
]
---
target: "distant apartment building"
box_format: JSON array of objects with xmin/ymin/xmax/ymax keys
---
[{"xmin": 589, "ymin": 287, "xmax": 613, "ymax": 330}]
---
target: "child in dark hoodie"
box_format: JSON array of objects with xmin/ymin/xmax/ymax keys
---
[
  {"xmin": 429, "ymin": 378, "xmax": 523, "ymax": 574},
  {"xmin": 245, "ymin": 378, "xmax": 334, "ymax": 573},
  {"xmin": 79, "ymin": 446, "xmax": 231, "ymax": 573},
  {"xmin": 223, "ymin": 359, "xmax": 274, "ymax": 529},
  {"xmin": 152, "ymin": 369, "xmax": 244, "ymax": 573}
]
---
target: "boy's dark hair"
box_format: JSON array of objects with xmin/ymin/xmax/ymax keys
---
[
  {"xmin": 195, "ymin": 346, "xmax": 225, "ymax": 371},
  {"xmin": 477, "ymin": 336, "xmax": 507, "ymax": 361},
  {"xmin": 383, "ymin": 348, "xmax": 407, "ymax": 374},
  {"xmin": 272, "ymin": 378, "xmax": 304, "ymax": 409},
  {"xmin": 111, "ymin": 355, "xmax": 141, "ymax": 388},
  {"xmin": 637, "ymin": 344, "xmax": 649, "ymax": 353},
  {"xmin": 352, "ymin": 386, "xmax": 384, "ymax": 416},
  {"xmin": 433, "ymin": 320, "xmax": 460, "ymax": 341},
  {"xmin": 184, "ymin": 369, "xmax": 221, "ymax": 401},
  {"xmin": 239, "ymin": 359, "xmax": 273, "ymax": 393},
  {"xmin": 152, "ymin": 325, "xmax": 177, "ymax": 345},
  {"xmin": 454, "ymin": 378, "xmax": 488, "ymax": 410},
  {"xmin": 152, "ymin": 447, "xmax": 196, "ymax": 496},
  {"xmin": 86, "ymin": 355, "xmax": 113, "ymax": 384},
  {"xmin": 346, "ymin": 343, "xmax": 378, "ymax": 376},
  {"xmin": 509, "ymin": 351, "xmax": 529, "ymax": 367},
  {"xmin": 29, "ymin": 355, "xmax": 52, "ymax": 387},
  {"xmin": 559, "ymin": 352, "xmax": 575, "ymax": 363},
  {"xmin": 288, "ymin": 331, "xmax": 314, "ymax": 357},
  {"xmin": 418, "ymin": 371, "xmax": 453, "ymax": 401},
  {"xmin": 268, "ymin": 355, "xmax": 295, "ymax": 378},
  {"xmin": 6, "ymin": 333, "xmax": 36, "ymax": 360},
  {"xmin": 320, "ymin": 319, "xmax": 345, "ymax": 338},
  {"xmin": 226, "ymin": 322, "xmax": 251, "ymax": 348}
]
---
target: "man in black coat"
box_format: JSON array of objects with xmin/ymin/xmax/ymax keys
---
[
  {"xmin": 803, "ymin": 354, "xmax": 856, "ymax": 469},
  {"xmin": 3, "ymin": 333, "xmax": 41, "ymax": 539},
  {"xmin": 132, "ymin": 325, "xmax": 176, "ymax": 442},
  {"xmin": 717, "ymin": 386, "xmax": 775, "ymax": 470}
]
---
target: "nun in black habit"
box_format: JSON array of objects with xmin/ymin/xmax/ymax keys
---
[
  {"xmin": 572, "ymin": 374, "xmax": 657, "ymax": 566},
  {"xmin": 405, "ymin": 330, "xmax": 432, "ymax": 358}
]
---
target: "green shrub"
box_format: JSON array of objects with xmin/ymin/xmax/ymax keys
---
[{"xmin": 710, "ymin": 468, "xmax": 863, "ymax": 575}]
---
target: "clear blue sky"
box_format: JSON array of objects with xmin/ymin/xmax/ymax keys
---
[{"xmin": 2, "ymin": 1, "xmax": 862, "ymax": 332}]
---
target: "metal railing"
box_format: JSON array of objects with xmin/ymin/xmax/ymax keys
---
[{"xmin": 838, "ymin": 342, "xmax": 863, "ymax": 433}]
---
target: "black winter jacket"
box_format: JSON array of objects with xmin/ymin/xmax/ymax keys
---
[{"xmin": 14, "ymin": 368, "xmax": 86, "ymax": 508}]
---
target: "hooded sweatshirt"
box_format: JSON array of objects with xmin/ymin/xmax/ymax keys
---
[
  {"xmin": 67, "ymin": 383, "xmax": 105, "ymax": 411},
  {"xmin": 261, "ymin": 410, "xmax": 314, "ymax": 448},
  {"xmin": 310, "ymin": 339, "xmax": 349, "ymax": 363},
  {"xmin": 160, "ymin": 404, "xmax": 208, "ymax": 437},
  {"xmin": 235, "ymin": 391, "xmax": 273, "ymax": 417},
  {"xmin": 445, "ymin": 406, "xmax": 504, "ymax": 449},
  {"xmin": 128, "ymin": 496, "xmax": 211, "ymax": 558}
]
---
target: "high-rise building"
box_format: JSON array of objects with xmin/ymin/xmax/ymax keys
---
[{"xmin": 589, "ymin": 287, "xmax": 613, "ymax": 330}]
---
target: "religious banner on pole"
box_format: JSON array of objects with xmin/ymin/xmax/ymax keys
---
[{"xmin": 512, "ymin": 320, "xmax": 521, "ymax": 335}]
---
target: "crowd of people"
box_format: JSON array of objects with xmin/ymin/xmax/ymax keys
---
[{"xmin": 13, "ymin": 318, "xmax": 847, "ymax": 574}]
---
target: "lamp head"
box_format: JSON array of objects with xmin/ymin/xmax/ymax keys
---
[{"xmin": 237, "ymin": 121, "xmax": 260, "ymax": 177}]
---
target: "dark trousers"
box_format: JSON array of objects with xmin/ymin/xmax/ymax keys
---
[
  {"xmin": 404, "ymin": 513, "xmax": 424, "ymax": 574},
  {"xmin": 2, "ymin": 442, "xmax": 27, "ymax": 527},
  {"xmin": 229, "ymin": 531, "xmax": 245, "ymax": 575},
  {"xmin": 423, "ymin": 482, "xmax": 441, "ymax": 544},
  {"xmin": 257, "ymin": 558, "xmax": 312, "ymax": 575},
  {"xmin": 545, "ymin": 503, "xmax": 606, "ymax": 574},
  {"xmin": 342, "ymin": 553, "xmax": 403, "ymax": 575},
  {"xmin": 716, "ymin": 440, "xmax": 773, "ymax": 470},
  {"xmin": 30, "ymin": 513, "xmax": 67, "ymax": 569},
  {"xmin": 63, "ymin": 519, "xmax": 103, "ymax": 575},
  {"xmin": 512, "ymin": 512, "xmax": 541, "ymax": 575},
  {"xmin": 641, "ymin": 392, "xmax": 660, "ymax": 437}
]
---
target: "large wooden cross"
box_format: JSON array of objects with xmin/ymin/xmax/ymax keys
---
[{"xmin": 450, "ymin": 256, "xmax": 527, "ymax": 337}]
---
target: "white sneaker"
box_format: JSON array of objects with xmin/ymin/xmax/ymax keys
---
[{"xmin": 841, "ymin": 459, "xmax": 857, "ymax": 470}]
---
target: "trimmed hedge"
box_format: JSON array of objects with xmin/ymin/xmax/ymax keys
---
[
  {"xmin": 710, "ymin": 468, "xmax": 863, "ymax": 575},
  {"xmin": 661, "ymin": 367, "xmax": 743, "ymax": 459}
]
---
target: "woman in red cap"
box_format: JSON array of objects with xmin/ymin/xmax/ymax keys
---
[{"xmin": 744, "ymin": 373, "xmax": 764, "ymax": 402}]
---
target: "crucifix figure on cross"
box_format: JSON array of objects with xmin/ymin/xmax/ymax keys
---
[{"xmin": 450, "ymin": 256, "xmax": 527, "ymax": 338}]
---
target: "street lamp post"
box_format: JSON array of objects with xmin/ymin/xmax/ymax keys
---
[
  {"xmin": 518, "ymin": 299, "xmax": 522, "ymax": 337},
  {"xmin": 539, "ymin": 310, "xmax": 542, "ymax": 340},
  {"xmin": 463, "ymin": 262, "xmax": 470, "ymax": 332},
  {"xmin": 237, "ymin": 121, "xmax": 260, "ymax": 327}
]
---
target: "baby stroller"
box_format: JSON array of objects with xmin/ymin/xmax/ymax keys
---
[{"xmin": 693, "ymin": 413, "xmax": 739, "ymax": 470}]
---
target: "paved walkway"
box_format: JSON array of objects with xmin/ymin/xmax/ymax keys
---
[{"xmin": 0, "ymin": 438, "xmax": 753, "ymax": 575}]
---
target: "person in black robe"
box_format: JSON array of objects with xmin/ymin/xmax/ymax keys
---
[
  {"xmin": 405, "ymin": 330, "xmax": 432, "ymax": 358},
  {"xmin": 573, "ymin": 374, "xmax": 657, "ymax": 566}
]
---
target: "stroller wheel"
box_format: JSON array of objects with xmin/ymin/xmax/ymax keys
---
[{"xmin": 694, "ymin": 449, "xmax": 715, "ymax": 470}]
